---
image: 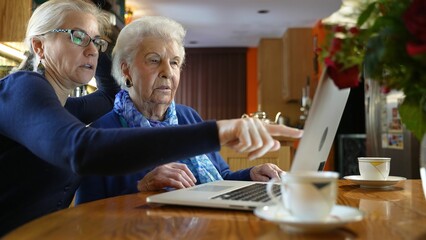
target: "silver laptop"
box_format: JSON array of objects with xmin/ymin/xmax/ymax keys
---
[{"xmin": 147, "ymin": 69, "xmax": 350, "ymax": 210}]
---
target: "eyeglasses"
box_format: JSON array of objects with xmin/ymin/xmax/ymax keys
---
[{"xmin": 50, "ymin": 29, "xmax": 108, "ymax": 53}]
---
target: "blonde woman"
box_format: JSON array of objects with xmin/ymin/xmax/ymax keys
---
[{"xmin": 0, "ymin": 0, "xmax": 302, "ymax": 235}]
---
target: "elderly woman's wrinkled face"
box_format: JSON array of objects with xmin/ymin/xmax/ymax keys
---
[
  {"xmin": 127, "ymin": 37, "xmax": 182, "ymax": 110},
  {"xmin": 40, "ymin": 11, "xmax": 100, "ymax": 88}
]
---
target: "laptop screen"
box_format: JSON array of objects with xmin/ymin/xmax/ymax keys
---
[{"xmin": 290, "ymin": 69, "xmax": 350, "ymax": 172}]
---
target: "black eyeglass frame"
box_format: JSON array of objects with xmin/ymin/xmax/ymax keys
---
[{"xmin": 49, "ymin": 28, "xmax": 109, "ymax": 53}]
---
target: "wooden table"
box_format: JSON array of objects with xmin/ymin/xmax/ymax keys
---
[{"xmin": 4, "ymin": 180, "xmax": 426, "ymax": 239}]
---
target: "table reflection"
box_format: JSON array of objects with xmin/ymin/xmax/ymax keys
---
[{"xmin": 3, "ymin": 180, "xmax": 426, "ymax": 240}]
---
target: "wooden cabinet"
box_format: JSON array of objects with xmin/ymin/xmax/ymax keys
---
[
  {"xmin": 220, "ymin": 137, "xmax": 297, "ymax": 171},
  {"xmin": 282, "ymin": 28, "xmax": 315, "ymax": 101},
  {"xmin": 219, "ymin": 146, "xmax": 292, "ymax": 172},
  {"xmin": 257, "ymin": 39, "xmax": 284, "ymax": 118},
  {"xmin": 257, "ymin": 38, "xmax": 303, "ymax": 126},
  {"xmin": 0, "ymin": 0, "xmax": 32, "ymax": 42}
]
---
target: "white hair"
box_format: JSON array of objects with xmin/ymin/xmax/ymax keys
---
[{"xmin": 111, "ymin": 16, "xmax": 186, "ymax": 88}]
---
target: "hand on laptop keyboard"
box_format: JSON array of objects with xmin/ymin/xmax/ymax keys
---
[{"xmin": 250, "ymin": 163, "xmax": 283, "ymax": 181}]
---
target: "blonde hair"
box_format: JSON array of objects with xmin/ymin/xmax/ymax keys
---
[
  {"xmin": 112, "ymin": 16, "xmax": 186, "ymax": 88},
  {"xmin": 16, "ymin": 0, "xmax": 110, "ymax": 72}
]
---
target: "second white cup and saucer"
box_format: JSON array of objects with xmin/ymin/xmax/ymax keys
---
[
  {"xmin": 254, "ymin": 204, "xmax": 364, "ymax": 233},
  {"xmin": 344, "ymin": 157, "xmax": 406, "ymax": 189},
  {"xmin": 254, "ymin": 171, "xmax": 363, "ymax": 233}
]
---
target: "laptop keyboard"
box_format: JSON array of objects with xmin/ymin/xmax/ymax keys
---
[{"xmin": 212, "ymin": 183, "xmax": 281, "ymax": 202}]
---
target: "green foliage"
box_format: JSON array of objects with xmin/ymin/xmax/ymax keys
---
[
  {"xmin": 321, "ymin": 0, "xmax": 426, "ymax": 140},
  {"xmin": 399, "ymin": 95, "xmax": 426, "ymax": 140}
]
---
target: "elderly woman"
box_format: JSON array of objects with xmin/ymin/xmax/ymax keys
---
[
  {"xmin": 0, "ymin": 0, "xmax": 302, "ymax": 236},
  {"xmin": 76, "ymin": 16, "xmax": 290, "ymax": 204}
]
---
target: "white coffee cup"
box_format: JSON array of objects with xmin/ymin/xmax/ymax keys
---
[
  {"xmin": 266, "ymin": 171, "xmax": 339, "ymax": 222},
  {"xmin": 358, "ymin": 157, "xmax": 391, "ymax": 180}
]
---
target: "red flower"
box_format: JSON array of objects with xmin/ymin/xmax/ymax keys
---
[
  {"xmin": 315, "ymin": 47, "xmax": 322, "ymax": 54},
  {"xmin": 349, "ymin": 27, "xmax": 360, "ymax": 35},
  {"xmin": 330, "ymin": 38, "xmax": 342, "ymax": 54},
  {"xmin": 333, "ymin": 25, "xmax": 346, "ymax": 33},
  {"xmin": 406, "ymin": 42, "xmax": 426, "ymax": 56},
  {"xmin": 325, "ymin": 58, "xmax": 360, "ymax": 89},
  {"xmin": 403, "ymin": 0, "xmax": 426, "ymax": 56},
  {"xmin": 380, "ymin": 86, "xmax": 391, "ymax": 94}
]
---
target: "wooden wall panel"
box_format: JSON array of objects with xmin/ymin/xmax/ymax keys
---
[
  {"xmin": 176, "ymin": 48, "xmax": 247, "ymax": 120},
  {"xmin": 0, "ymin": 0, "xmax": 32, "ymax": 42}
]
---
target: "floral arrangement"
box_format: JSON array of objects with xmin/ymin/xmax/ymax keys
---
[{"xmin": 320, "ymin": 0, "xmax": 426, "ymax": 140}]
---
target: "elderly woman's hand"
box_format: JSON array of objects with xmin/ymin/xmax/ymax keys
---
[
  {"xmin": 217, "ymin": 118, "xmax": 302, "ymax": 160},
  {"xmin": 137, "ymin": 163, "xmax": 197, "ymax": 191},
  {"xmin": 249, "ymin": 163, "xmax": 283, "ymax": 181}
]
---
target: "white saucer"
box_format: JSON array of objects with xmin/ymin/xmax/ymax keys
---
[
  {"xmin": 344, "ymin": 175, "xmax": 407, "ymax": 188},
  {"xmin": 254, "ymin": 205, "xmax": 363, "ymax": 233}
]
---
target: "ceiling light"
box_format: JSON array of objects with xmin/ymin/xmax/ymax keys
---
[
  {"xmin": 257, "ymin": 10, "xmax": 269, "ymax": 14},
  {"xmin": 125, "ymin": 8, "xmax": 133, "ymax": 25}
]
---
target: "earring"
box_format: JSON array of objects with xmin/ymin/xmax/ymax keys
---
[
  {"xmin": 36, "ymin": 59, "xmax": 45, "ymax": 74},
  {"xmin": 125, "ymin": 78, "xmax": 133, "ymax": 88}
]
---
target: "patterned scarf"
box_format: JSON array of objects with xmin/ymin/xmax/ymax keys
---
[{"xmin": 113, "ymin": 90, "xmax": 223, "ymax": 183}]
